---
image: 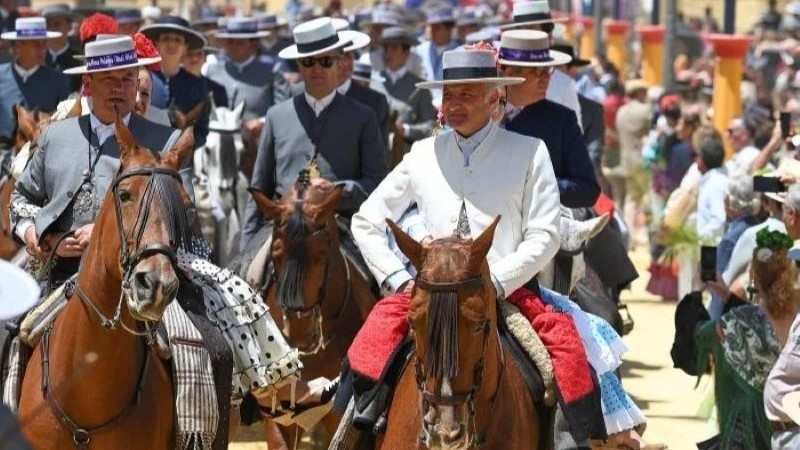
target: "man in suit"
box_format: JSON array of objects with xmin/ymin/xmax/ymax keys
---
[
  {"xmin": 499, "ymin": 30, "xmax": 599, "ymax": 208},
  {"xmin": 42, "ymin": 4, "xmax": 81, "ymax": 89},
  {"xmin": 242, "ymin": 17, "xmax": 387, "ymax": 248},
  {"xmin": 336, "ymin": 26, "xmax": 390, "ymax": 148},
  {"xmin": 380, "ymin": 27, "xmax": 437, "ymax": 160},
  {"xmin": 0, "ymin": 17, "xmax": 71, "ymax": 162},
  {"xmin": 10, "ymin": 35, "xmax": 189, "ymax": 285}
]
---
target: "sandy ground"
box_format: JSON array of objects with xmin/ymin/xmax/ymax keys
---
[{"xmin": 229, "ymin": 246, "xmax": 715, "ymax": 450}]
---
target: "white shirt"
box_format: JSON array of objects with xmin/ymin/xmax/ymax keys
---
[
  {"xmin": 352, "ymin": 122, "xmax": 561, "ymax": 296},
  {"xmin": 385, "ymin": 66, "xmax": 407, "ymax": 85},
  {"xmin": 764, "ymin": 313, "xmax": 800, "ymax": 422},
  {"xmin": 696, "ymin": 168, "xmax": 729, "ymax": 242},
  {"xmin": 546, "ymin": 69, "xmax": 583, "ymax": 131},
  {"xmin": 232, "ymin": 55, "xmax": 256, "ymax": 73},
  {"xmin": 337, "ymin": 78, "xmax": 351, "ymax": 96},
  {"xmin": 17, "ymin": 111, "xmax": 133, "ymax": 241},
  {"xmin": 725, "ymin": 145, "xmax": 760, "ymax": 174},
  {"xmin": 303, "ymin": 90, "xmax": 336, "ymax": 117},
  {"xmin": 722, "ymin": 217, "xmax": 787, "ymax": 286},
  {"xmin": 13, "ymin": 64, "xmax": 40, "ymax": 83}
]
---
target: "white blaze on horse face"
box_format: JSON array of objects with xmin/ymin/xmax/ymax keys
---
[{"xmin": 434, "ymin": 377, "xmax": 467, "ymax": 449}]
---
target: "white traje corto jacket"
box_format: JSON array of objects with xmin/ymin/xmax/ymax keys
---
[{"xmin": 351, "ymin": 122, "xmax": 561, "ymax": 296}]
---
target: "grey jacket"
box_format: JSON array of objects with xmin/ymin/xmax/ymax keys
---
[
  {"xmin": 241, "ymin": 93, "xmax": 387, "ymax": 247},
  {"xmin": 381, "ymin": 70, "xmax": 437, "ymax": 142},
  {"xmin": 11, "ymin": 114, "xmax": 186, "ymax": 238},
  {"xmin": 205, "ymin": 59, "xmax": 276, "ymax": 121}
]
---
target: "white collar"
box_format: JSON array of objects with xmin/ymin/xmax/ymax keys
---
[
  {"xmin": 454, "ymin": 120, "xmax": 493, "ymax": 165},
  {"xmin": 49, "ymin": 43, "xmax": 70, "ymax": 58},
  {"xmin": 304, "ymin": 90, "xmax": 336, "ymax": 117},
  {"xmin": 385, "ymin": 66, "xmax": 407, "ymax": 84},
  {"xmin": 232, "ymin": 55, "xmax": 256, "ymax": 72},
  {"xmin": 13, "ymin": 64, "xmax": 40, "ymax": 83},
  {"xmin": 89, "ymin": 112, "xmax": 132, "ymax": 145},
  {"xmin": 337, "ymin": 78, "xmax": 352, "ymax": 95}
]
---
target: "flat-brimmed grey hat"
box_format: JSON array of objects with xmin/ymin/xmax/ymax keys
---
[
  {"xmin": 115, "ymin": 8, "xmax": 143, "ymax": 25},
  {"xmin": 279, "ymin": 17, "xmax": 350, "ymax": 59},
  {"xmin": 0, "ymin": 260, "xmax": 39, "ymax": 321},
  {"xmin": 256, "ymin": 13, "xmax": 288, "ymax": 30},
  {"xmin": 352, "ymin": 60, "xmax": 384, "ymax": 83},
  {"xmin": 41, "ymin": 3, "xmax": 73, "ymax": 19},
  {"xmin": 416, "ymin": 49, "xmax": 524, "ymax": 89},
  {"xmin": 500, "ymin": 0, "xmax": 568, "ymax": 31},
  {"xmin": 456, "ymin": 9, "xmax": 482, "ymax": 27},
  {"xmin": 465, "ymin": 29, "xmax": 496, "ymax": 45},
  {"xmin": 426, "ymin": 8, "xmax": 456, "ymax": 25},
  {"xmin": 498, "ymin": 29, "xmax": 571, "ymax": 67},
  {"xmin": 2, "ymin": 17, "xmax": 62, "ymax": 40},
  {"xmin": 381, "ymin": 26, "xmax": 419, "ymax": 46},
  {"xmin": 140, "ymin": 16, "xmax": 208, "ymax": 50},
  {"xmin": 369, "ymin": 9, "xmax": 401, "ymax": 27},
  {"xmin": 213, "ymin": 17, "xmax": 271, "ymax": 39}
]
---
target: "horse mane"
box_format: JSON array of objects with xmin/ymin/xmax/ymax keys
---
[
  {"xmin": 149, "ymin": 170, "xmax": 198, "ymax": 252},
  {"xmin": 276, "ymin": 193, "xmax": 308, "ymax": 311}
]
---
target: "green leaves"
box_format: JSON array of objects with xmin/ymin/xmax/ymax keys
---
[{"xmin": 755, "ymin": 228, "xmax": 794, "ymax": 252}]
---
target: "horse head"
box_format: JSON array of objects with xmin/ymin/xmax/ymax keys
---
[
  {"xmin": 93, "ymin": 116, "xmax": 195, "ymax": 322},
  {"xmin": 250, "ymin": 179, "xmax": 343, "ymax": 350},
  {"xmin": 388, "ymin": 216, "xmax": 501, "ymax": 450},
  {"xmin": 13, "ymin": 105, "xmax": 51, "ymax": 153}
]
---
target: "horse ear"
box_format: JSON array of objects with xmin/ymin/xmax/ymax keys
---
[
  {"xmin": 308, "ymin": 185, "xmax": 343, "ymax": 222},
  {"xmin": 387, "ymin": 219, "xmax": 423, "ymax": 270},
  {"xmin": 15, "ymin": 105, "xmax": 35, "ymax": 140},
  {"xmin": 162, "ymin": 126, "xmax": 195, "ymax": 170},
  {"xmin": 249, "ymin": 188, "xmax": 283, "ymax": 220},
  {"xmin": 233, "ymin": 101, "xmax": 245, "ymax": 119},
  {"xmin": 65, "ymin": 97, "xmax": 83, "ymax": 119},
  {"xmin": 469, "ymin": 216, "xmax": 500, "ymax": 270},
  {"xmin": 114, "ymin": 114, "xmax": 138, "ymax": 162}
]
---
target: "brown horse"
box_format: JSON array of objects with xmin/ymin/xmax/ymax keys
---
[
  {"xmin": 0, "ymin": 105, "xmax": 52, "ymax": 260},
  {"xmin": 377, "ymin": 217, "xmax": 539, "ymax": 450},
  {"xmin": 250, "ymin": 179, "xmax": 376, "ymax": 449},
  {"xmin": 17, "ymin": 118, "xmax": 196, "ymax": 449}
]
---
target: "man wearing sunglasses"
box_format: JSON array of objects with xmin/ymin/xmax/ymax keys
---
[
  {"xmin": 499, "ymin": 30, "xmax": 599, "ymax": 209},
  {"xmin": 242, "ymin": 17, "xmax": 387, "ymax": 248}
]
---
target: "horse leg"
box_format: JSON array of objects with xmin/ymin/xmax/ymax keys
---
[{"xmin": 264, "ymin": 417, "xmax": 290, "ymax": 450}]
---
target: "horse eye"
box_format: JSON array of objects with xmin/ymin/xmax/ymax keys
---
[{"xmin": 118, "ymin": 190, "xmax": 132, "ymax": 202}]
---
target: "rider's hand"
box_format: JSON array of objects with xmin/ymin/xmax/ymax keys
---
[
  {"xmin": 23, "ymin": 226, "xmax": 44, "ymax": 258},
  {"xmin": 398, "ymin": 280, "xmax": 415, "ymax": 296},
  {"xmin": 244, "ymin": 118, "xmax": 264, "ymax": 140},
  {"xmin": 73, "ymin": 224, "xmax": 94, "ymax": 249},
  {"xmin": 52, "ymin": 237, "xmax": 84, "ymax": 258}
]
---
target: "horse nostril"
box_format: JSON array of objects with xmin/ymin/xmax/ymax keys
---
[{"xmin": 134, "ymin": 272, "xmax": 159, "ymax": 296}]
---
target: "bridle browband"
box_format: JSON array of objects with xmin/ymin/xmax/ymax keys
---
[
  {"xmin": 413, "ymin": 274, "xmax": 503, "ymax": 449},
  {"xmin": 43, "ymin": 165, "xmax": 184, "ymax": 449}
]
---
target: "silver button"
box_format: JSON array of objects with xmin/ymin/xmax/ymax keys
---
[{"xmin": 66, "ymin": 191, "xmax": 73, "ymax": 198}]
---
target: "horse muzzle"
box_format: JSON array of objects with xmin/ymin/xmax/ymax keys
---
[
  {"xmin": 127, "ymin": 263, "xmax": 179, "ymax": 321},
  {"xmin": 423, "ymin": 404, "xmax": 471, "ymax": 450}
]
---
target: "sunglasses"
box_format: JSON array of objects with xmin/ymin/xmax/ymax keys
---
[{"xmin": 298, "ymin": 56, "xmax": 337, "ymax": 68}]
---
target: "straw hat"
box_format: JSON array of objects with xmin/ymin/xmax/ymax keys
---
[
  {"xmin": 500, "ymin": 0, "xmax": 568, "ymax": 31},
  {"xmin": 140, "ymin": 16, "xmax": 207, "ymax": 50},
  {"xmin": 213, "ymin": 17, "xmax": 271, "ymax": 40},
  {"xmin": 1, "ymin": 17, "xmax": 62, "ymax": 40},
  {"xmin": 352, "ymin": 60, "xmax": 384, "ymax": 83},
  {"xmin": 64, "ymin": 35, "xmax": 162, "ymax": 75},
  {"xmin": 416, "ymin": 49, "xmax": 524, "ymax": 89},
  {"xmin": 278, "ymin": 17, "xmax": 350, "ymax": 60},
  {"xmin": 0, "ymin": 260, "xmax": 40, "ymax": 321},
  {"xmin": 498, "ymin": 29, "xmax": 571, "ymax": 68},
  {"xmin": 381, "ymin": 26, "xmax": 419, "ymax": 47}
]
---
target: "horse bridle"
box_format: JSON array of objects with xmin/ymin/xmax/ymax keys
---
[
  {"xmin": 43, "ymin": 166, "xmax": 183, "ymax": 449},
  {"xmin": 413, "ymin": 275, "xmax": 502, "ymax": 449},
  {"xmin": 268, "ymin": 217, "xmax": 352, "ymax": 356}
]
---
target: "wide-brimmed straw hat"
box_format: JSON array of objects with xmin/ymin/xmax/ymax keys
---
[
  {"xmin": 41, "ymin": 4, "xmax": 74, "ymax": 20},
  {"xmin": 64, "ymin": 35, "xmax": 161, "ymax": 75},
  {"xmin": 2, "ymin": 17, "xmax": 62, "ymax": 40},
  {"xmin": 416, "ymin": 49, "xmax": 524, "ymax": 89},
  {"xmin": 279, "ymin": 17, "xmax": 350, "ymax": 59},
  {"xmin": 498, "ymin": 29, "xmax": 571, "ymax": 67},
  {"xmin": 340, "ymin": 29, "xmax": 371, "ymax": 53},
  {"xmin": 256, "ymin": 13, "xmax": 288, "ymax": 30},
  {"xmin": 140, "ymin": 16, "xmax": 207, "ymax": 50},
  {"xmin": 0, "ymin": 260, "xmax": 40, "ymax": 321},
  {"xmin": 381, "ymin": 26, "xmax": 419, "ymax": 47},
  {"xmin": 500, "ymin": 0, "xmax": 568, "ymax": 31},
  {"xmin": 214, "ymin": 17, "xmax": 271, "ymax": 40}
]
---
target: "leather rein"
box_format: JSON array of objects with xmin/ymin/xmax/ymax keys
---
[
  {"xmin": 413, "ymin": 275, "xmax": 505, "ymax": 448},
  {"xmin": 40, "ymin": 166, "xmax": 182, "ymax": 449}
]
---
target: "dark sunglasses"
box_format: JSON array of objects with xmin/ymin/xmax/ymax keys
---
[{"xmin": 299, "ymin": 56, "xmax": 337, "ymax": 68}]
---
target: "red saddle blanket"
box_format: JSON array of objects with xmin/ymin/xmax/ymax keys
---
[{"xmin": 347, "ymin": 288, "xmax": 594, "ymax": 405}]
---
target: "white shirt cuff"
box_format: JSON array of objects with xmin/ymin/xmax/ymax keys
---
[
  {"xmin": 491, "ymin": 273, "xmax": 505, "ymax": 300},
  {"xmin": 16, "ymin": 220, "xmax": 34, "ymax": 242},
  {"xmin": 384, "ymin": 270, "xmax": 413, "ymax": 293}
]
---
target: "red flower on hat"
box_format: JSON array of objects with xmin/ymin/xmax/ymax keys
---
[
  {"xmin": 79, "ymin": 13, "xmax": 118, "ymax": 44},
  {"xmin": 132, "ymin": 32, "xmax": 161, "ymax": 72}
]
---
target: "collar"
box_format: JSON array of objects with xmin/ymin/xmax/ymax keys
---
[
  {"xmin": 454, "ymin": 120, "xmax": 493, "ymax": 165},
  {"xmin": 89, "ymin": 112, "xmax": 132, "ymax": 145},
  {"xmin": 385, "ymin": 66, "xmax": 407, "ymax": 84},
  {"xmin": 49, "ymin": 43, "xmax": 70, "ymax": 59},
  {"xmin": 304, "ymin": 90, "xmax": 336, "ymax": 117},
  {"xmin": 13, "ymin": 63, "xmax": 40, "ymax": 83},
  {"xmin": 337, "ymin": 78, "xmax": 352, "ymax": 95},
  {"xmin": 232, "ymin": 55, "xmax": 256, "ymax": 72}
]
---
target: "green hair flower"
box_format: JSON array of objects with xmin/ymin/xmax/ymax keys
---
[{"xmin": 755, "ymin": 228, "xmax": 794, "ymax": 252}]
